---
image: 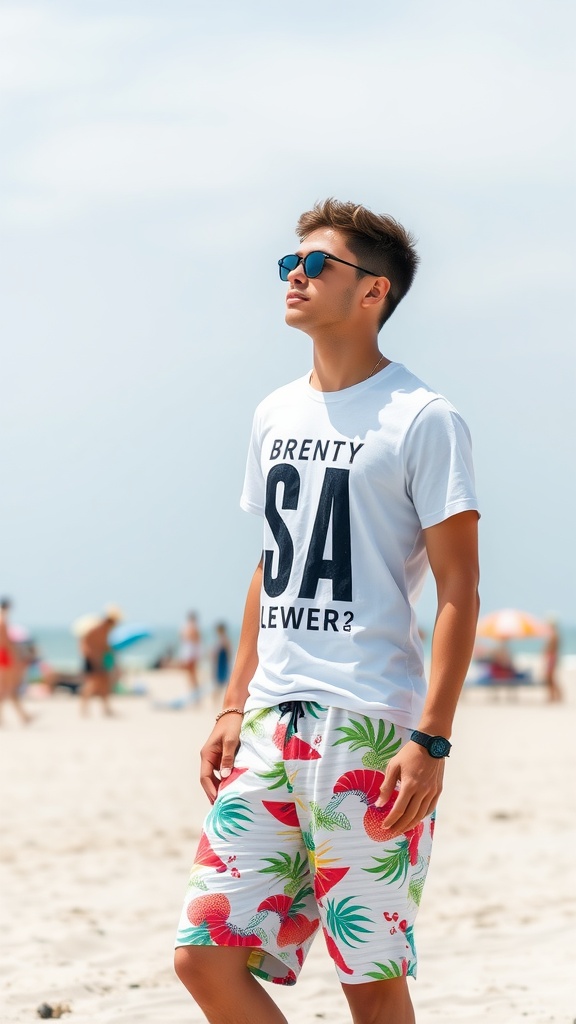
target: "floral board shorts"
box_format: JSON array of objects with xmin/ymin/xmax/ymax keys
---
[{"xmin": 175, "ymin": 701, "xmax": 435, "ymax": 987}]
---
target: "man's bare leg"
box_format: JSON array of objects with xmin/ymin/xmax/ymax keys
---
[
  {"xmin": 1, "ymin": 667, "xmax": 33, "ymax": 724},
  {"xmin": 93, "ymin": 671, "xmax": 115, "ymax": 716},
  {"xmin": 186, "ymin": 662, "xmax": 200, "ymax": 703},
  {"xmin": 80, "ymin": 674, "xmax": 95, "ymax": 715},
  {"xmin": 9, "ymin": 689, "xmax": 33, "ymax": 724},
  {"xmin": 342, "ymin": 977, "xmax": 415, "ymax": 1024},
  {"xmin": 174, "ymin": 946, "xmax": 288, "ymax": 1024}
]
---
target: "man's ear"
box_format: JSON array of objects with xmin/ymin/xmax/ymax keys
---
[{"xmin": 361, "ymin": 276, "xmax": 391, "ymax": 311}]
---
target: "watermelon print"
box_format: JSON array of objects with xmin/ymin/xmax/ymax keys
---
[
  {"xmin": 175, "ymin": 703, "xmax": 434, "ymax": 986},
  {"xmin": 193, "ymin": 831, "xmax": 228, "ymax": 873},
  {"xmin": 262, "ymin": 801, "xmax": 300, "ymax": 827},
  {"xmin": 283, "ymin": 735, "xmax": 322, "ymax": 761}
]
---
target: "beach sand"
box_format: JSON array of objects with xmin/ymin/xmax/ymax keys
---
[{"xmin": 1, "ymin": 666, "xmax": 575, "ymax": 1024}]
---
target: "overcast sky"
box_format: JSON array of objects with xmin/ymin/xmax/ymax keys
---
[{"xmin": 1, "ymin": 0, "xmax": 574, "ymax": 630}]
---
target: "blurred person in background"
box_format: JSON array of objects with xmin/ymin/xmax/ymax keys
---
[
  {"xmin": 0, "ymin": 597, "xmax": 32, "ymax": 725},
  {"xmin": 212, "ymin": 622, "xmax": 232, "ymax": 704},
  {"xmin": 543, "ymin": 618, "xmax": 563, "ymax": 702},
  {"xmin": 178, "ymin": 611, "xmax": 202, "ymax": 701},
  {"xmin": 79, "ymin": 605, "xmax": 123, "ymax": 716}
]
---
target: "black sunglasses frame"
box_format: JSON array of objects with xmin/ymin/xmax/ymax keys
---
[{"xmin": 278, "ymin": 250, "xmax": 377, "ymax": 281}]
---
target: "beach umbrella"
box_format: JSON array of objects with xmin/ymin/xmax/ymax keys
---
[
  {"xmin": 110, "ymin": 623, "xmax": 152, "ymax": 651},
  {"xmin": 477, "ymin": 609, "xmax": 552, "ymax": 640}
]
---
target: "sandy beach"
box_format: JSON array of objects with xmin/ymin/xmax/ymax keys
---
[{"xmin": 1, "ymin": 666, "xmax": 575, "ymax": 1024}]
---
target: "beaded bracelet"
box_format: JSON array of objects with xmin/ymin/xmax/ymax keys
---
[{"xmin": 215, "ymin": 707, "xmax": 244, "ymax": 722}]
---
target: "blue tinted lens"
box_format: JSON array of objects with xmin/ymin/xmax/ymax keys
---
[
  {"xmin": 278, "ymin": 254, "xmax": 300, "ymax": 281},
  {"xmin": 303, "ymin": 252, "xmax": 326, "ymax": 278}
]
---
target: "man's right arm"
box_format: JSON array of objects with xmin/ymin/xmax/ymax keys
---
[{"xmin": 199, "ymin": 557, "xmax": 262, "ymax": 803}]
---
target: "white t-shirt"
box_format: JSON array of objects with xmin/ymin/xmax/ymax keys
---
[{"xmin": 240, "ymin": 362, "xmax": 479, "ymax": 729}]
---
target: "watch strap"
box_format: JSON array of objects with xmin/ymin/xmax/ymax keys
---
[{"xmin": 410, "ymin": 730, "xmax": 452, "ymax": 757}]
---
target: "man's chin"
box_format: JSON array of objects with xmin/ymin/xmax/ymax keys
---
[{"xmin": 284, "ymin": 308, "xmax": 310, "ymax": 331}]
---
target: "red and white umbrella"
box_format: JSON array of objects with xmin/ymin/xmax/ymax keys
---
[{"xmin": 477, "ymin": 608, "xmax": 552, "ymax": 641}]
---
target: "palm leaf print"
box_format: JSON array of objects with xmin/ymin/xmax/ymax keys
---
[
  {"xmin": 363, "ymin": 838, "xmax": 410, "ymax": 884},
  {"xmin": 302, "ymin": 828, "xmax": 315, "ymax": 856},
  {"xmin": 302, "ymin": 701, "xmax": 327, "ymax": 718},
  {"xmin": 207, "ymin": 793, "xmax": 253, "ymax": 840},
  {"xmin": 289, "ymin": 883, "xmax": 315, "ymax": 915},
  {"xmin": 176, "ymin": 922, "xmax": 213, "ymax": 946},
  {"xmin": 243, "ymin": 708, "xmax": 275, "ymax": 736},
  {"xmin": 365, "ymin": 959, "xmax": 406, "ymax": 980},
  {"xmin": 257, "ymin": 761, "xmax": 293, "ymax": 793},
  {"xmin": 333, "ymin": 716, "xmax": 401, "ymax": 769},
  {"xmin": 260, "ymin": 850, "xmax": 310, "ymax": 896},
  {"xmin": 325, "ymin": 895, "xmax": 373, "ymax": 947},
  {"xmin": 404, "ymin": 924, "xmax": 416, "ymax": 958}
]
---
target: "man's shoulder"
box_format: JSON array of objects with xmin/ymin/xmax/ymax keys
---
[
  {"xmin": 384, "ymin": 364, "xmax": 460, "ymax": 427},
  {"xmin": 389, "ymin": 362, "xmax": 447, "ymax": 403}
]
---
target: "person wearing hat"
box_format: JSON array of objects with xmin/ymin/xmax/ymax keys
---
[{"xmin": 79, "ymin": 605, "xmax": 123, "ymax": 716}]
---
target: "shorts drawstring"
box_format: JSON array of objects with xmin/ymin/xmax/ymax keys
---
[{"xmin": 278, "ymin": 700, "xmax": 306, "ymax": 739}]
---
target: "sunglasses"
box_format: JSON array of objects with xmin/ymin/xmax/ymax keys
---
[{"xmin": 278, "ymin": 250, "xmax": 376, "ymax": 282}]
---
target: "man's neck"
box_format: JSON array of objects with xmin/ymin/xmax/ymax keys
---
[{"xmin": 309, "ymin": 334, "xmax": 390, "ymax": 393}]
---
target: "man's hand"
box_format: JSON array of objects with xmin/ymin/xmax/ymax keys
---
[
  {"xmin": 199, "ymin": 716, "xmax": 243, "ymax": 804},
  {"xmin": 375, "ymin": 741, "xmax": 444, "ymax": 833}
]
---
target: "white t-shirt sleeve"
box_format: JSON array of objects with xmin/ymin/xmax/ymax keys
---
[
  {"xmin": 240, "ymin": 408, "xmax": 265, "ymax": 516},
  {"xmin": 402, "ymin": 398, "xmax": 479, "ymax": 529}
]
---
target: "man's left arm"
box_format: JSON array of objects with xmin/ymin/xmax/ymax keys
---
[{"xmin": 377, "ymin": 509, "xmax": 480, "ymax": 830}]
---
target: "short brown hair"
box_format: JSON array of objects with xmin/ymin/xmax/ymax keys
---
[{"xmin": 296, "ymin": 199, "xmax": 419, "ymax": 328}]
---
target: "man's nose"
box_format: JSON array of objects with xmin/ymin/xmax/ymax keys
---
[
  {"xmin": 286, "ymin": 258, "xmax": 306, "ymax": 284},
  {"xmin": 280, "ymin": 258, "xmax": 301, "ymax": 282}
]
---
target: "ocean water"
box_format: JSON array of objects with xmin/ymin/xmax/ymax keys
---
[
  {"xmin": 27, "ymin": 626, "xmax": 194, "ymax": 673},
  {"xmin": 23, "ymin": 622, "xmax": 576, "ymax": 672}
]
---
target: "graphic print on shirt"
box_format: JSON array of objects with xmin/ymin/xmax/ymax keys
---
[
  {"xmin": 261, "ymin": 435, "xmax": 364, "ymax": 634},
  {"xmin": 240, "ymin": 369, "xmax": 478, "ymax": 720}
]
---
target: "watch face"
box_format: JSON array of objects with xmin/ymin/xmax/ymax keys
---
[{"xmin": 429, "ymin": 736, "xmax": 450, "ymax": 758}]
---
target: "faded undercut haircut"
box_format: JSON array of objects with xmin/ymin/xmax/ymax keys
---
[{"xmin": 296, "ymin": 199, "xmax": 420, "ymax": 329}]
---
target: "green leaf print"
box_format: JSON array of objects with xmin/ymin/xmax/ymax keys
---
[
  {"xmin": 257, "ymin": 762, "xmax": 293, "ymax": 793},
  {"xmin": 404, "ymin": 924, "xmax": 416, "ymax": 958},
  {"xmin": 302, "ymin": 829, "xmax": 315, "ymax": 854},
  {"xmin": 325, "ymin": 896, "xmax": 373, "ymax": 948},
  {"xmin": 301, "ymin": 701, "xmax": 328, "ymax": 718},
  {"xmin": 186, "ymin": 873, "xmax": 209, "ymax": 892},
  {"xmin": 363, "ymin": 839, "xmax": 410, "ymax": 884},
  {"xmin": 176, "ymin": 922, "xmax": 213, "ymax": 946},
  {"xmin": 333, "ymin": 716, "xmax": 401, "ymax": 770},
  {"xmin": 245, "ymin": 912, "xmax": 270, "ymax": 933},
  {"xmin": 364, "ymin": 960, "xmax": 405, "ymax": 981},
  {"xmin": 207, "ymin": 793, "xmax": 253, "ymax": 840},
  {"xmin": 289, "ymin": 884, "xmax": 315, "ymax": 915},
  {"xmin": 260, "ymin": 850, "xmax": 310, "ymax": 896},
  {"xmin": 408, "ymin": 877, "xmax": 425, "ymax": 906},
  {"xmin": 310, "ymin": 799, "xmax": 351, "ymax": 833},
  {"xmin": 242, "ymin": 708, "xmax": 275, "ymax": 736}
]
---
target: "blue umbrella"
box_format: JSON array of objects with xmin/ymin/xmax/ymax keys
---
[{"xmin": 110, "ymin": 623, "xmax": 152, "ymax": 651}]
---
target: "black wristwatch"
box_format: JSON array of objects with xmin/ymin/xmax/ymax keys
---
[{"xmin": 410, "ymin": 730, "xmax": 452, "ymax": 758}]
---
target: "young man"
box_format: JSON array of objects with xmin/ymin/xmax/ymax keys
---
[
  {"xmin": 175, "ymin": 200, "xmax": 480, "ymax": 1024},
  {"xmin": 79, "ymin": 605, "xmax": 122, "ymax": 716}
]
